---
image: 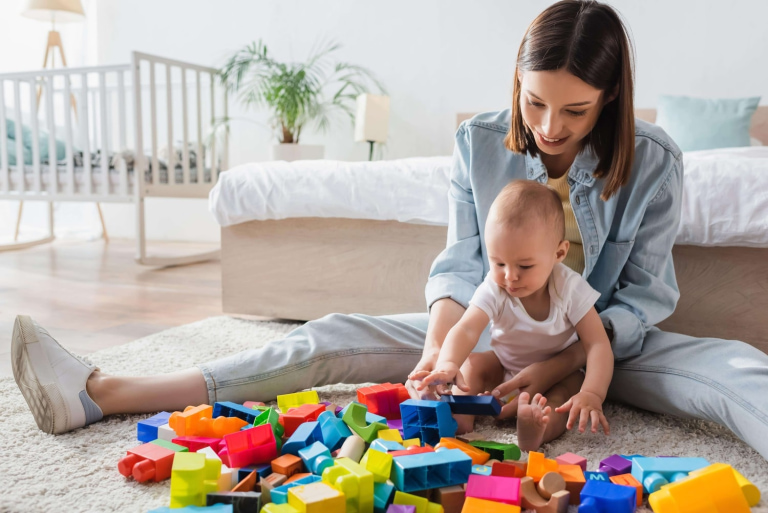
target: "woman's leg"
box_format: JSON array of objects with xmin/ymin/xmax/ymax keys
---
[
  {"xmin": 608, "ymin": 328, "xmax": 768, "ymax": 460},
  {"xmin": 15, "ymin": 311, "xmax": 460, "ymax": 433}
]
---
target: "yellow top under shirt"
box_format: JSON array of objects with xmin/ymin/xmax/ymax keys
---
[{"xmin": 547, "ymin": 173, "xmax": 585, "ymax": 274}]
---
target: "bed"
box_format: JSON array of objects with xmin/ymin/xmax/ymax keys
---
[
  {"xmin": 0, "ymin": 52, "xmax": 228, "ymax": 266},
  {"xmin": 213, "ymin": 107, "xmax": 768, "ymax": 355}
]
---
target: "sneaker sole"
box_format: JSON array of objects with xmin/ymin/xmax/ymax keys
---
[{"xmin": 12, "ymin": 315, "xmax": 55, "ymax": 434}]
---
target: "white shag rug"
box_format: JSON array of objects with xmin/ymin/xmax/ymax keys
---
[{"xmin": 2, "ymin": 316, "xmax": 766, "ymax": 513}]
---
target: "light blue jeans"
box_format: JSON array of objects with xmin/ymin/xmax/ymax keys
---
[{"xmin": 197, "ymin": 312, "xmax": 768, "ymax": 460}]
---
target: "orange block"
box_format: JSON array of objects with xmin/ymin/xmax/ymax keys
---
[
  {"xmin": 461, "ymin": 496, "xmax": 521, "ymax": 513},
  {"xmin": 169, "ymin": 405, "xmax": 213, "ymax": 436},
  {"xmin": 492, "ymin": 461, "xmax": 527, "ymax": 478},
  {"xmin": 438, "ymin": 438, "xmax": 490, "ymax": 465},
  {"xmin": 558, "ymin": 464, "xmax": 586, "ymax": 505},
  {"xmin": 526, "ymin": 452, "xmax": 559, "ymax": 483},
  {"xmin": 272, "ymin": 454, "xmax": 304, "ymax": 477},
  {"xmin": 611, "ymin": 473, "xmax": 643, "ymax": 506},
  {"xmin": 286, "ymin": 472, "xmax": 313, "ymax": 484}
]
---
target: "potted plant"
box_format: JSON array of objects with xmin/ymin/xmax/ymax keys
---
[{"xmin": 220, "ymin": 39, "xmax": 386, "ymax": 161}]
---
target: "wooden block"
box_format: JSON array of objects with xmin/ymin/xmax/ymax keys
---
[
  {"xmin": 433, "ymin": 485, "xmax": 466, "ymax": 513},
  {"xmin": 537, "ymin": 472, "xmax": 566, "ymax": 500},
  {"xmin": 557, "ymin": 464, "xmax": 585, "ymax": 505},
  {"xmin": 520, "ymin": 476, "xmax": 569, "ymax": 513}
]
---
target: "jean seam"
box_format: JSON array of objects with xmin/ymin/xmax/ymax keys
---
[
  {"xmin": 213, "ymin": 347, "xmax": 424, "ymax": 390},
  {"xmin": 615, "ymin": 363, "xmax": 768, "ymax": 426}
]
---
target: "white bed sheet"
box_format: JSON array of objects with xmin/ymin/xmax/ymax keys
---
[{"xmin": 209, "ymin": 147, "xmax": 768, "ymax": 247}]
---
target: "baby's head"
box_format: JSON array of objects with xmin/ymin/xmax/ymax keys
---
[{"xmin": 485, "ymin": 180, "xmax": 569, "ymax": 298}]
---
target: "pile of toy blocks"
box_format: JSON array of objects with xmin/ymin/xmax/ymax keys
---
[{"xmin": 118, "ymin": 382, "xmax": 761, "ymax": 512}]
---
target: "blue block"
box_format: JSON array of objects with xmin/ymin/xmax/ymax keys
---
[
  {"xmin": 440, "ymin": 395, "xmax": 502, "ymax": 416},
  {"xmin": 374, "ymin": 481, "xmax": 396, "ymax": 513},
  {"xmin": 298, "ymin": 441, "xmax": 334, "ymax": 475},
  {"xmin": 471, "ymin": 464, "xmax": 492, "ymax": 476},
  {"xmin": 390, "ymin": 448, "xmax": 472, "ymax": 492},
  {"xmin": 584, "ymin": 471, "xmax": 611, "ymax": 482},
  {"xmin": 578, "ymin": 480, "xmax": 636, "ymax": 513},
  {"xmin": 137, "ymin": 411, "xmax": 171, "ymax": 442},
  {"xmin": 338, "ymin": 402, "xmax": 388, "ymax": 424},
  {"xmin": 317, "ymin": 410, "xmax": 352, "ymax": 451},
  {"xmin": 212, "ymin": 401, "xmax": 260, "ymax": 424},
  {"xmin": 281, "ymin": 421, "xmax": 323, "ymax": 456},
  {"xmin": 370, "ymin": 439, "xmax": 406, "ymax": 453},
  {"xmin": 399, "ymin": 399, "xmax": 457, "ymax": 446},
  {"xmin": 148, "ymin": 505, "xmax": 233, "ymax": 513},
  {"xmin": 269, "ymin": 475, "xmax": 322, "ymax": 504},
  {"xmin": 631, "ymin": 456, "xmax": 709, "ymax": 493},
  {"xmin": 238, "ymin": 463, "xmax": 272, "ymax": 483}
]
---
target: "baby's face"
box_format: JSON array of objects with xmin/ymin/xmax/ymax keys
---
[{"xmin": 486, "ymin": 219, "xmax": 567, "ymax": 299}]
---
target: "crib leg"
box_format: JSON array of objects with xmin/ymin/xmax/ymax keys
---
[
  {"xmin": 96, "ymin": 203, "xmax": 109, "ymax": 242},
  {"xmin": 14, "ymin": 201, "xmax": 23, "ymax": 241}
]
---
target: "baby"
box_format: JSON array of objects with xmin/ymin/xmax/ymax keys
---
[{"xmin": 411, "ymin": 179, "xmax": 613, "ymax": 451}]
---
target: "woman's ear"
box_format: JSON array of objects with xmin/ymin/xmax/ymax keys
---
[
  {"xmin": 517, "ymin": 69, "xmax": 524, "ymax": 83},
  {"xmin": 605, "ymin": 84, "xmax": 619, "ymax": 104}
]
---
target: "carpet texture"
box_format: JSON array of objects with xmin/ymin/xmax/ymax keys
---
[{"xmin": 2, "ymin": 316, "xmax": 766, "ymax": 512}]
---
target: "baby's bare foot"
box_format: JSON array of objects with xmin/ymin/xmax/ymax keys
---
[{"xmin": 516, "ymin": 392, "xmax": 551, "ymax": 451}]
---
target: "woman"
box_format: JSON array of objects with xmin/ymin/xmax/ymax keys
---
[{"xmin": 12, "ymin": 0, "xmax": 768, "ymax": 459}]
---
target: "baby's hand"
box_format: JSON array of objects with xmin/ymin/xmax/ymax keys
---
[
  {"xmin": 408, "ymin": 362, "xmax": 468, "ymax": 395},
  {"xmin": 554, "ymin": 390, "xmax": 610, "ymax": 435}
]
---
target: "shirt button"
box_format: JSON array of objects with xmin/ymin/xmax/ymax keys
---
[
  {"xmin": 575, "ymin": 196, "xmax": 581, "ymax": 205},
  {"xmin": 591, "ymin": 245, "xmax": 598, "ymax": 255}
]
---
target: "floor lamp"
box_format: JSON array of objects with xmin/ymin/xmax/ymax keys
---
[
  {"xmin": 17, "ymin": 0, "xmax": 110, "ymax": 244},
  {"xmin": 355, "ymin": 94, "xmax": 390, "ymax": 161}
]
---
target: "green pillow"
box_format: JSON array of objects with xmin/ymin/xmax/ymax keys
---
[
  {"xmin": 655, "ymin": 95, "xmax": 760, "ymax": 151},
  {"xmin": 4, "ymin": 138, "xmax": 32, "ymax": 166},
  {"xmin": 5, "ymin": 118, "xmax": 68, "ymax": 162}
]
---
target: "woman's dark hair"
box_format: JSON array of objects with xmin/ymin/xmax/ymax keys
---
[{"xmin": 505, "ymin": 0, "xmax": 635, "ymax": 200}]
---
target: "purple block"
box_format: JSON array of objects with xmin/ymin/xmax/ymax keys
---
[
  {"xmin": 387, "ymin": 505, "xmax": 417, "ymax": 513},
  {"xmin": 387, "ymin": 418, "xmax": 404, "ymax": 437},
  {"xmin": 598, "ymin": 454, "xmax": 632, "ymax": 477}
]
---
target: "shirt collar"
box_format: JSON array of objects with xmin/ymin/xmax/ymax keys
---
[{"xmin": 525, "ymin": 147, "xmax": 598, "ymax": 187}]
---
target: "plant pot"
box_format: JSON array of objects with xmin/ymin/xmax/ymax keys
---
[{"xmin": 270, "ymin": 144, "xmax": 324, "ymax": 162}]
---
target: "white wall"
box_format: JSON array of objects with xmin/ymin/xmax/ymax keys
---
[{"xmin": 3, "ymin": 0, "xmax": 768, "ymax": 242}]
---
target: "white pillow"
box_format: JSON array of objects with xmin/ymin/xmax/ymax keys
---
[{"xmin": 751, "ymin": 137, "xmax": 764, "ymax": 146}]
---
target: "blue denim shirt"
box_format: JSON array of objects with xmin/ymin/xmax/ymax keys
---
[{"xmin": 425, "ymin": 109, "xmax": 684, "ymax": 360}]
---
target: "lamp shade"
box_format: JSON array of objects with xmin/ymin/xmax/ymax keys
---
[
  {"xmin": 354, "ymin": 94, "xmax": 390, "ymax": 143},
  {"xmin": 21, "ymin": 0, "xmax": 85, "ymax": 23}
]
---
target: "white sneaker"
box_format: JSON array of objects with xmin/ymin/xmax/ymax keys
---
[{"xmin": 11, "ymin": 315, "xmax": 103, "ymax": 434}]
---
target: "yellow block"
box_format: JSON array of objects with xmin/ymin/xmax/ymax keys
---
[
  {"xmin": 322, "ymin": 457, "xmax": 374, "ymax": 513},
  {"xmin": 689, "ymin": 462, "xmax": 761, "ymax": 507},
  {"xmin": 402, "ymin": 438, "xmax": 421, "ymax": 448},
  {"xmin": 393, "ymin": 491, "xmax": 444, "ymax": 513},
  {"xmin": 648, "ymin": 464, "xmax": 750, "ymax": 513},
  {"xmin": 277, "ymin": 390, "xmax": 320, "ymax": 413},
  {"xmin": 288, "ymin": 482, "xmax": 346, "ymax": 513},
  {"xmin": 262, "ymin": 503, "xmax": 300, "ymax": 513},
  {"xmin": 378, "ymin": 429, "xmax": 404, "ymax": 443}
]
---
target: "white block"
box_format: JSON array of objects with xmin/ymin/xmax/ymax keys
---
[{"xmin": 157, "ymin": 423, "xmax": 176, "ymax": 441}]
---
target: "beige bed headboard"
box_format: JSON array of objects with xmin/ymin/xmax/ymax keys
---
[{"xmin": 457, "ymin": 106, "xmax": 768, "ymax": 143}]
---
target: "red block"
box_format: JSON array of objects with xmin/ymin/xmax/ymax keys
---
[
  {"xmin": 281, "ymin": 403, "xmax": 326, "ymax": 437},
  {"xmin": 117, "ymin": 443, "xmax": 175, "ymax": 482},
  {"xmin": 171, "ymin": 436, "xmax": 222, "ymax": 453},
  {"xmin": 220, "ymin": 424, "xmax": 278, "ymax": 468},
  {"xmin": 390, "ymin": 446, "xmax": 435, "ymax": 458},
  {"xmin": 357, "ymin": 382, "xmax": 410, "ymax": 420}
]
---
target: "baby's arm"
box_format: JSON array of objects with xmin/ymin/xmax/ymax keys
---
[
  {"xmin": 555, "ymin": 307, "xmax": 614, "ymax": 434},
  {"xmin": 409, "ymin": 305, "xmax": 490, "ymax": 394}
]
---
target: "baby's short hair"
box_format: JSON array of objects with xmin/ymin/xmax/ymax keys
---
[{"xmin": 488, "ymin": 179, "xmax": 565, "ymax": 240}]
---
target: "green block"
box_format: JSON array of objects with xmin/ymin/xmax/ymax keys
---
[
  {"xmin": 342, "ymin": 403, "xmax": 388, "ymax": 443},
  {"xmin": 254, "ymin": 407, "xmax": 284, "ymax": 450},
  {"xmin": 150, "ymin": 439, "xmax": 189, "ymax": 452},
  {"xmin": 469, "ymin": 441, "xmax": 521, "ymax": 461}
]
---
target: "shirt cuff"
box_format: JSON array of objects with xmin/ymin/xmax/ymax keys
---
[
  {"xmin": 599, "ymin": 306, "xmax": 645, "ymax": 360},
  {"xmin": 425, "ymin": 275, "xmax": 479, "ymax": 311}
]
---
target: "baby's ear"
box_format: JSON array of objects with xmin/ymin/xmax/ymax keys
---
[{"xmin": 556, "ymin": 240, "xmax": 570, "ymax": 263}]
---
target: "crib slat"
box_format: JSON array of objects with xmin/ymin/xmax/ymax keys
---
[
  {"xmin": 63, "ymin": 74, "xmax": 74, "ymax": 195},
  {"xmin": 45, "ymin": 75, "xmax": 57, "ymax": 194},
  {"xmin": 195, "ymin": 71, "xmax": 203, "ymax": 185},
  {"xmin": 132, "ymin": 55, "xmax": 145, "ymax": 196},
  {"xmin": 209, "ymin": 74, "xmax": 216, "ymax": 183},
  {"xmin": 14, "ymin": 80, "xmax": 24, "ymax": 192},
  {"xmin": 0, "ymin": 82, "xmax": 8, "ymax": 192},
  {"xmin": 81, "ymin": 72, "xmax": 92, "ymax": 195},
  {"xmin": 99, "ymin": 71, "xmax": 109, "ymax": 195},
  {"xmin": 166, "ymin": 64, "xmax": 173, "ymax": 185},
  {"xmin": 149, "ymin": 62, "xmax": 159, "ymax": 186},
  {"xmin": 222, "ymin": 85, "xmax": 228, "ymax": 176},
  {"xmin": 181, "ymin": 68, "xmax": 190, "ymax": 185},
  {"xmin": 117, "ymin": 70, "xmax": 128, "ymax": 197},
  {"xmin": 29, "ymin": 79, "xmax": 41, "ymax": 193}
]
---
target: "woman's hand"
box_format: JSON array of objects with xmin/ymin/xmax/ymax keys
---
[
  {"xmin": 555, "ymin": 390, "xmax": 610, "ymax": 434},
  {"xmin": 410, "ymin": 361, "xmax": 469, "ymax": 396},
  {"xmin": 405, "ymin": 350, "xmax": 440, "ymax": 400}
]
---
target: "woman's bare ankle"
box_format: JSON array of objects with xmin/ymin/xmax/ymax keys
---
[{"xmin": 85, "ymin": 370, "xmax": 113, "ymax": 415}]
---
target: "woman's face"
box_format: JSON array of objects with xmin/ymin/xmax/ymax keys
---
[{"xmin": 519, "ymin": 69, "xmax": 610, "ymax": 158}]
